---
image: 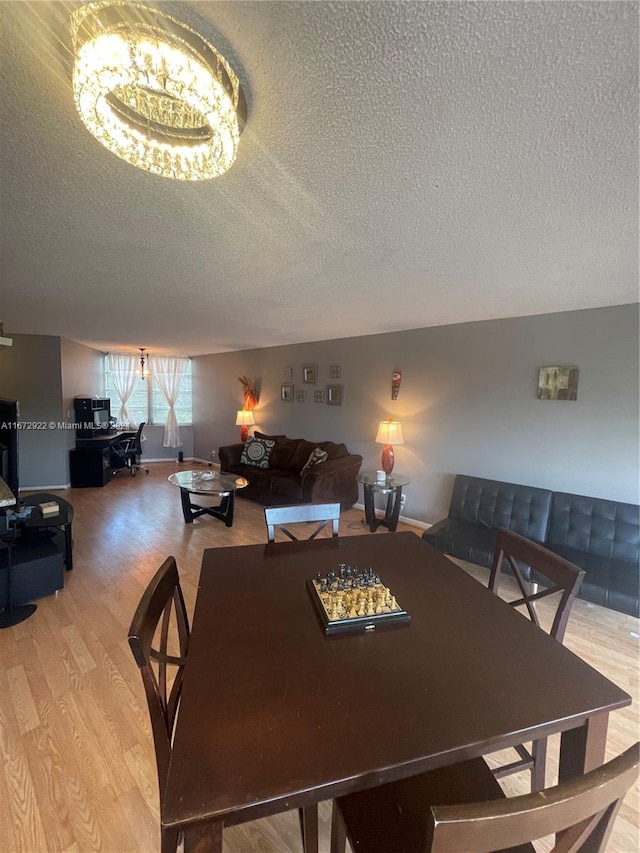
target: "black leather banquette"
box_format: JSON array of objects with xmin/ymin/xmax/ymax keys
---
[{"xmin": 422, "ymin": 474, "xmax": 639, "ymax": 618}]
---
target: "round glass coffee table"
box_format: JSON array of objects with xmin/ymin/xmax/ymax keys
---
[
  {"xmin": 168, "ymin": 470, "xmax": 248, "ymax": 526},
  {"xmin": 357, "ymin": 471, "xmax": 411, "ymax": 532}
]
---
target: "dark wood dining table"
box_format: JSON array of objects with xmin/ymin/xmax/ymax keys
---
[{"xmin": 162, "ymin": 531, "xmax": 631, "ymax": 851}]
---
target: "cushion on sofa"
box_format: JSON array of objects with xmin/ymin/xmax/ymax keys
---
[
  {"xmin": 254, "ymin": 431, "xmax": 286, "ymax": 442},
  {"xmin": 547, "ymin": 492, "xmax": 640, "ymax": 563},
  {"xmin": 544, "ymin": 543, "xmax": 639, "ymax": 617},
  {"xmin": 317, "ymin": 441, "xmax": 349, "ymax": 459},
  {"xmin": 289, "ymin": 439, "xmax": 321, "ymax": 472},
  {"xmin": 301, "ymin": 447, "xmax": 328, "ymax": 475},
  {"xmin": 423, "ymin": 519, "xmax": 499, "ymax": 571},
  {"xmin": 269, "ymin": 436, "xmax": 300, "ymax": 470},
  {"xmin": 268, "ymin": 471, "xmax": 305, "ymax": 502},
  {"xmin": 240, "ymin": 437, "xmax": 275, "ymax": 468},
  {"xmin": 449, "ymin": 474, "xmax": 552, "ymax": 543}
]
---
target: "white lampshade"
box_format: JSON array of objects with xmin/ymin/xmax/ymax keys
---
[
  {"xmin": 235, "ymin": 410, "xmax": 255, "ymax": 427},
  {"xmin": 375, "ymin": 419, "xmax": 404, "ymax": 445}
]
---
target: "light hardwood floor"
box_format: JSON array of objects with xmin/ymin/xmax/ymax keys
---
[{"xmin": 1, "ymin": 462, "xmax": 638, "ymax": 852}]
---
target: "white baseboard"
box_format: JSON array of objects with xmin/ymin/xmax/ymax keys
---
[{"xmin": 352, "ymin": 502, "xmax": 431, "ymax": 531}]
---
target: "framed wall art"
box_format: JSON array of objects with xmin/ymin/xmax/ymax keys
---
[
  {"xmin": 537, "ymin": 366, "xmax": 579, "ymax": 401},
  {"xmin": 329, "ymin": 364, "xmax": 341, "ymax": 379},
  {"xmin": 314, "ymin": 390, "xmax": 325, "ymax": 403},
  {"xmin": 281, "ymin": 383, "xmax": 294, "ymax": 402},
  {"xmin": 327, "ymin": 384, "xmax": 343, "ymax": 405},
  {"xmin": 303, "ymin": 364, "xmax": 317, "ymax": 384},
  {"xmin": 296, "ymin": 390, "xmax": 306, "ymax": 403}
]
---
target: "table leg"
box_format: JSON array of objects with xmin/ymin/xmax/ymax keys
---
[
  {"xmin": 64, "ymin": 522, "xmax": 73, "ymax": 570},
  {"xmin": 179, "ymin": 488, "xmax": 195, "ymax": 524},
  {"xmin": 558, "ymin": 712, "xmax": 609, "ymax": 784},
  {"xmin": 363, "ymin": 484, "xmax": 377, "ymax": 532},
  {"xmin": 182, "ymin": 820, "xmax": 223, "ymax": 853},
  {"xmin": 383, "ymin": 486, "xmax": 403, "ymax": 532}
]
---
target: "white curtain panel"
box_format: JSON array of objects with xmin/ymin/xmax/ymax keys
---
[
  {"xmin": 108, "ymin": 352, "xmax": 139, "ymax": 427},
  {"xmin": 150, "ymin": 356, "xmax": 188, "ymax": 448}
]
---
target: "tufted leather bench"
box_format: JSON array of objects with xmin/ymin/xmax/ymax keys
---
[
  {"xmin": 423, "ymin": 474, "xmax": 639, "ymax": 618},
  {"xmin": 422, "ymin": 474, "xmax": 552, "ymax": 569},
  {"xmin": 545, "ymin": 492, "xmax": 639, "ymax": 617}
]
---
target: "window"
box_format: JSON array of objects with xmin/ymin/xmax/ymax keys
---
[{"xmin": 104, "ymin": 355, "xmax": 192, "ymax": 426}]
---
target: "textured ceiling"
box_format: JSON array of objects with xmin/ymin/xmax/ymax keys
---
[{"xmin": 0, "ymin": 1, "xmax": 637, "ymax": 356}]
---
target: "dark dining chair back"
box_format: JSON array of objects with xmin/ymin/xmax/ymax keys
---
[
  {"xmin": 489, "ymin": 527, "xmax": 585, "ymax": 641},
  {"xmin": 128, "ymin": 556, "xmax": 190, "ymax": 852},
  {"xmin": 331, "ymin": 742, "xmax": 639, "ymax": 853},
  {"xmin": 128, "ymin": 555, "xmax": 319, "ymax": 853},
  {"xmin": 264, "ymin": 502, "xmax": 340, "ymax": 542},
  {"xmin": 488, "ymin": 528, "xmax": 586, "ymax": 791}
]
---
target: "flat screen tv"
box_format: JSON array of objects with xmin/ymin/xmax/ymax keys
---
[{"xmin": 0, "ymin": 397, "xmax": 19, "ymax": 498}]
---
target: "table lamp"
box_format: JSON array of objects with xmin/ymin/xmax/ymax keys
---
[
  {"xmin": 235, "ymin": 409, "xmax": 255, "ymax": 443},
  {"xmin": 375, "ymin": 418, "xmax": 404, "ymax": 475}
]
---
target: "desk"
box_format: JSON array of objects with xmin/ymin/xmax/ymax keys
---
[
  {"xmin": 163, "ymin": 532, "xmax": 630, "ymax": 850},
  {"xmin": 70, "ymin": 431, "xmax": 136, "ymax": 487}
]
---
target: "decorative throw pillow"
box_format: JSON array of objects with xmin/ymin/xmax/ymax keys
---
[
  {"xmin": 240, "ymin": 437, "xmax": 275, "ymax": 468},
  {"xmin": 300, "ymin": 447, "xmax": 328, "ymax": 475}
]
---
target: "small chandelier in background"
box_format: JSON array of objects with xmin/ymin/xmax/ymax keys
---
[
  {"xmin": 139, "ymin": 347, "xmax": 148, "ymax": 380},
  {"xmin": 70, "ymin": 1, "xmax": 246, "ymax": 180}
]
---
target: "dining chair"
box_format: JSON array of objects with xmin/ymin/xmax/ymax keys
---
[
  {"xmin": 264, "ymin": 502, "xmax": 340, "ymax": 542},
  {"xmin": 128, "ymin": 556, "xmax": 319, "ymax": 853},
  {"xmin": 112, "ymin": 421, "xmax": 149, "ymax": 476},
  {"xmin": 128, "ymin": 556, "xmax": 190, "ymax": 853},
  {"xmin": 487, "ymin": 527, "xmax": 586, "ymax": 791},
  {"xmin": 330, "ymin": 742, "xmax": 639, "ymax": 853}
]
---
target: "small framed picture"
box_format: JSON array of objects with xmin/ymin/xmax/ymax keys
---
[
  {"xmin": 327, "ymin": 384, "xmax": 343, "ymax": 405},
  {"xmin": 296, "ymin": 390, "xmax": 306, "ymax": 403},
  {"xmin": 537, "ymin": 366, "xmax": 579, "ymax": 401},
  {"xmin": 303, "ymin": 364, "xmax": 317, "ymax": 384},
  {"xmin": 329, "ymin": 364, "xmax": 341, "ymax": 379},
  {"xmin": 281, "ymin": 383, "xmax": 294, "ymax": 402},
  {"xmin": 283, "ymin": 366, "xmax": 293, "ymax": 381},
  {"xmin": 314, "ymin": 390, "xmax": 325, "ymax": 403}
]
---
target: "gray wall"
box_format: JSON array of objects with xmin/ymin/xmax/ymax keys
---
[
  {"xmin": 61, "ymin": 336, "xmax": 106, "ymax": 468},
  {"xmin": 0, "ymin": 334, "xmax": 194, "ymax": 488},
  {"xmin": 193, "ymin": 304, "xmax": 639, "ymax": 522},
  {"xmin": 0, "ymin": 334, "xmax": 68, "ymax": 488}
]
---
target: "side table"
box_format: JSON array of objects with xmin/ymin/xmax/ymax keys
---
[
  {"xmin": 357, "ymin": 472, "xmax": 411, "ymax": 533},
  {"xmin": 22, "ymin": 492, "xmax": 74, "ymax": 570}
]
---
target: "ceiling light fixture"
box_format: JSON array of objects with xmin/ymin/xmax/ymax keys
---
[
  {"xmin": 70, "ymin": 1, "xmax": 246, "ymax": 180},
  {"xmin": 139, "ymin": 347, "xmax": 147, "ymax": 380}
]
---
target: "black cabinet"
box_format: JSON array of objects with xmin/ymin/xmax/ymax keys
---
[
  {"xmin": 74, "ymin": 397, "xmax": 111, "ymax": 438},
  {"xmin": 70, "ymin": 447, "xmax": 111, "ymax": 487}
]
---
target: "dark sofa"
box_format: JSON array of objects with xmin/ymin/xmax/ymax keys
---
[
  {"xmin": 422, "ymin": 474, "xmax": 639, "ymax": 618},
  {"xmin": 218, "ymin": 432, "xmax": 363, "ymax": 510}
]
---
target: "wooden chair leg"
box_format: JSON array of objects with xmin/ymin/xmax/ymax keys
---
[
  {"xmin": 182, "ymin": 820, "xmax": 223, "ymax": 852},
  {"xmin": 330, "ymin": 800, "xmax": 347, "ymax": 853},
  {"xmin": 160, "ymin": 826, "xmax": 179, "ymax": 853},
  {"xmin": 532, "ymin": 737, "xmax": 548, "ymax": 792},
  {"xmin": 299, "ymin": 804, "xmax": 319, "ymax": 853}
]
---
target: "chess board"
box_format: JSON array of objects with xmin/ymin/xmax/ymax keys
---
[{"xmin": 307, "ymin": 567, "xmax": 410, "ymax": 635}]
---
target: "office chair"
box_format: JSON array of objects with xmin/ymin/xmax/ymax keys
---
[
  {"xmin": 111, "ymin": 422, "xmax": 149, "ymax": 476},
  {"xmin": 330, "ymin": 742, "xmax": 639, "ymax": 853}
]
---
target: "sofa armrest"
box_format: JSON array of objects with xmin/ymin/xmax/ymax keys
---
[{"xmin": 218, "ymin": 443, "xmax": 244, "ymax": 470}]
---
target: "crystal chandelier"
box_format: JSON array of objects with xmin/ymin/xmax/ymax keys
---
[{"xmin": 70, "ymin": 2, "xmax": 246, "ymax": 180}]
